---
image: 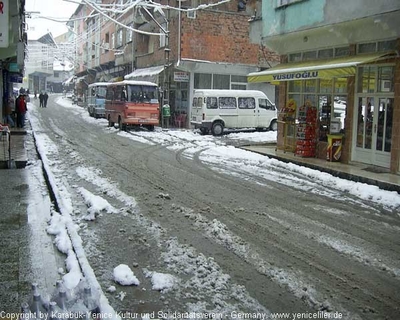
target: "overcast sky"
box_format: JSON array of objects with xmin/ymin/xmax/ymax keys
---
[{"xmin": 25, "ymin": 0, "xmax": 79, "ymax": 40}]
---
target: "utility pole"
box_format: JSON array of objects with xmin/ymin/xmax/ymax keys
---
[{"xmin": 161, "ymin": 5, "xmax": 171, "ymax": 129}]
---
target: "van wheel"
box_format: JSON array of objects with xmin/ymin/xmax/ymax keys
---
[
  {"xmin": 211, "ymin": 122, "xmax": 224, "ymax": 136},
  {"xmin": 269, "ymin": 120, "xmax": 277, "ymax": 132},
  {"xmin": 200, "ymin": 128, "xmax": 209, "ymax": 135},
  {"xmin": 147, "ymin": 125, "xmax": 154, "ymax": 131}
]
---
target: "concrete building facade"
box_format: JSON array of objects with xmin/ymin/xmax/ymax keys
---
[
  {"xmin": 248, "ymin": 0, "xmax": 400, "ymax": 173},
  {"xmin": 0, "ymin": 0, "xmax": 27, "ymax": 123}
]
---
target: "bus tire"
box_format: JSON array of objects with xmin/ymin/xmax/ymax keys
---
[
  {"xmin": 118, "ymin": 117, "xmax": 126, "ymax": 131},
  {"xmin": 211, "ymin": 122, "xmax": 224, "ymax": 136}
]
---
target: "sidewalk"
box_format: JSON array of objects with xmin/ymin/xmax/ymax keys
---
[
  {"xmin": 0, "ymin": 126, "xmax": 28, "ymax": 169},
  {"xmin": 240, "ymin": 144, "xmax": 400, "ymax": 193},
  {"xmin": 0, "ymin": 120, "xmax": 65, "ymax": 312}
]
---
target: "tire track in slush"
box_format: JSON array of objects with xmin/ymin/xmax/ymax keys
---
[{"xmin": 171, "ymin": 147, "xmax": 399, "ymax": 319}]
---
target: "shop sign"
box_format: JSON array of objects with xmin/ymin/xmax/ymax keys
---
[
  {"xmin": 0, "ymin": 0, "xmax": 9, "ymax": 48},
  {"xmin": 174, "ymin": 71, "xmax": 189, "ymax": 82},
  {"xmin": 273, "ymin": 71, "xmax": 319, "ymax": 81},
  {"xmin": 9, "ymin": 73, "xmax": 23, "ymax": 83},
  {"xmin": 8, "ymin": 62, "xmax": 18, "ymax": 72}
]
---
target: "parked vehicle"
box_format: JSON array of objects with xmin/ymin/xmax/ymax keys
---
[
  {"xmin": 87, "ymin": 82, "xmax": 110, "ymax": 118},
  {"xmin": 190, "ymin": 89, "xmax": 277, "ymax": 136},
  {"xmin": 105, "ymin": 80, "xmax": 159, "ymax": 131}
]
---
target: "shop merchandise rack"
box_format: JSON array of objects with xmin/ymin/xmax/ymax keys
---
[
  {"xmin": 295, "ymin": 104, "xmax": 317, "ymax": 157},
  {"xmin": 277, "ymin": 109, "xmax": 296, "ymax": 153}
]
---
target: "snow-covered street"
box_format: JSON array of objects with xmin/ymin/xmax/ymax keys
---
[{"xmin": 21, "ymin": 94, "xmax": 400, "ymax": 319}]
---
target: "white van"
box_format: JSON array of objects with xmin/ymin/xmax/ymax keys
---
[{"xmin": 190, "ymin": 89, "xmax": 277, "ymax": 135}]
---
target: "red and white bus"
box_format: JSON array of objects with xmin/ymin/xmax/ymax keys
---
[{"xmin": 105, "ymin": 80, "xmax": 159, "ymax": 131}]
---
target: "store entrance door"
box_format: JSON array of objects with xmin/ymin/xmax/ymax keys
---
[{"xmin": 355, "ymin": 96, "xmax": 393, "ymax": 168}]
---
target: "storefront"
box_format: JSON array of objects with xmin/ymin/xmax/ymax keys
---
[{"xmin": 248, "ymin": 51, "xmax": 399, "ymax": 172}]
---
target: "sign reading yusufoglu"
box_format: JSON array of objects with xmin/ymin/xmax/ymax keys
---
[{"xmin": 272, "ymin": 71, "xmax": 319, "ymax": 81}]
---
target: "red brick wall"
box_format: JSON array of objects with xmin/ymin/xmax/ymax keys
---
[{"xmin": 180, "ymin": 10, "xmax": 277, "ymax": 65}]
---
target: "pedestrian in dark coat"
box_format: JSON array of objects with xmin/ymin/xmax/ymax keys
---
[
  {"xmin": 43, "ymin": 92, "xmax": 49, "ymax": 108},
  {"xmin": 39, "ymin": 92, "xmax": 44, "ymax": 107}
]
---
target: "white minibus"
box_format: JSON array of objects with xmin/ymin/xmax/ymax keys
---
[{"xmin": 190, "ymin": 89, "xmax": 277, "ymax": 135}]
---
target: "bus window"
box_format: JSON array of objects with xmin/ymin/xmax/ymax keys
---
[
  {"xmin": 98, "ymin": 87, "xmax": 107, "ymax": 99},
  {"xmin": 115, "ymin": 86, "xmax": 124, "ymax": 101},
  {"xmin": 128, "ymin": 85, "xmax": 158, "ymax": 103},
  {"xmin": 142, "ymin": 85, "xmax": 158, "ymax": 103},
  {"xmin": 106, "ymin": 87, "xmax": 115, "ymax": 100},
  {"xmin": 129, "ymin": 85, "xmax": 141, "ymax": 102}
]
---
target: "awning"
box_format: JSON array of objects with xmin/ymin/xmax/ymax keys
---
[
  {"xmin": 248, "ymin": 52, "xmax": 395, "ymax": 83},
  {"xmin": 124, "ymin": 65, "xmax": 164, "ymax": 83}
]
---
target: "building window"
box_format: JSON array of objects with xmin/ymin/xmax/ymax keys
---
[
  {"xmin": 117, "ymin": 29, "xmax": 123, "ymax": 48},
  {"xmin": 335, "ymin": 47, "xmax": 349, "ymax": 57},
  {"xmin": 213, "ymin": 74, "xmax": 230, "ymax": 89},
  {"xmin": 194, "ymin": 73, "xmax": 212, "ymax": 89},
  {"xmin": 357, "ymin": 66, "xmax": 394, "ymax": 94},
  {"xmin": 276, "ymin": 0, "xmax": 306, "ymax": 8},
  {"xmin": 288, "ymin": 52, "xmax": 302, "ymax": 62},
  {"xmin": 231, "ymin": 75, "xmax": 248, "ymax": 90},
  {"xmin": 303, "ymin": 51, "xmax": 317, "ymax": 61},
  {"xmin": 318, "ymin": 48, "xmax": 333, "ymax": 59},
  {"xmin": 358, "ymin": 42, "xmax": 377, "ymax": 54},
  {"xmin": 194, "ymin": 73, "xmax": 248, "ymax": 90},
  {"xmin": 160, "ymin": 23, "xmax": 167, "ymax": 48},
  {"xmin": 126, "ymin": 23, "xmax": 133, "ymax": 43},
  {"xmin": 111, "ymin": 33, "xmax": 115, "ymax": 49},
  {"xmin": 105, "ymin": 33, "xmax": 110, "ymax": 52},
  {"xmin": 377, "ymin": 40, "xmax": 396, "ymax": 52}
]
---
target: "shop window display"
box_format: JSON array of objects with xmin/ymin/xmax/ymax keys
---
[{"xmin": 287, "ymin": 78, "xmax": 347, "ymax": 142}]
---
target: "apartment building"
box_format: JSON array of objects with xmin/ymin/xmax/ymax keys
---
[
  {"xmin": 68, "ymin": 0, "xmax": 279, "ymax": 125},
  {"xmin": 248, "ymin": 0, "xmax": 400, "ymax": 173},
  {"xmin": 0, "ymin": 0, "xmax": 26, "ymax": 121}
]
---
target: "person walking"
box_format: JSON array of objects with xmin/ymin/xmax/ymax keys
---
[
  {"xmin": 39, "ymin": 92, "xmax": 44, "ymax": 107},
  {"xmin": 15, "ymin": 94, "xmax": 27, "ymax": 128},
  {"xmin": 43, "ymin": 92, "xmax": 49, "ymax": 108}
]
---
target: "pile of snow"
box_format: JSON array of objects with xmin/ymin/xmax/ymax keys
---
[
  {"xmin": 113, "ymin": 264, "xmax": 140, "ymax": 286},
  {"xmin": 144, "ymin": 269, "xmax": 178, "ymax": 292}
]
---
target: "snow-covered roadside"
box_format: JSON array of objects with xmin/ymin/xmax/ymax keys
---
[{"xmin": 28, "ymin": 104, "xmax": 119, "ymax": 317}]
